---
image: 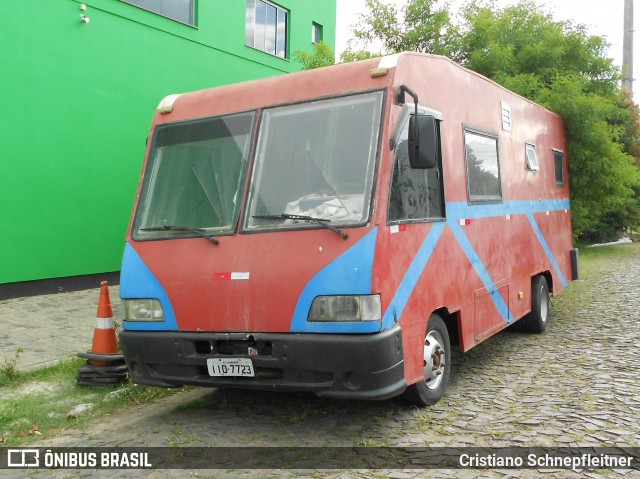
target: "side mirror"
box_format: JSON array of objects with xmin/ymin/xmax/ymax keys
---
[{"xmin": 408, "ymin": 115, "xmax": 438, "ymax": 169}]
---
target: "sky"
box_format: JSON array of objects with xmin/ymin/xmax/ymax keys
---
[{"xmin": 335, "ymin": 0, "xmax": 636, "ymax": 89}]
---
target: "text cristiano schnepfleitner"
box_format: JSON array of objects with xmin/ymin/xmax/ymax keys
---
[{"xmin": 460, "ymin": 452, "xmax": 634, "ymax": 469}]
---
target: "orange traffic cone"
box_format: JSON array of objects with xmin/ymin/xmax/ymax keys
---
[
  {"xmin": 89, "ymin": 281, "xmax": 119, "ymax": 357},
  {"xmin": 77, "ymin": 280, "xmax": 128, "ymax": 387}
]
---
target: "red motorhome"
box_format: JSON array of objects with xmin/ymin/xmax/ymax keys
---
[{"xmin": 119, "ymin": 53, "xmax": 578, "ymax": 406}]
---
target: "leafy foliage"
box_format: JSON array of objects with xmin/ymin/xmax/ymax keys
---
[
  {"xmin": 293, "ymin": 41, "xmax": 335, "ymax": 70},
  {"xmin": 341, "ymin": 0, "xmax": 457, "ymax": 63},
  {"xmin": 539, "ymin": 75, "xmax": 640, "ymax": 240},
  {"xmin": 343, "ymin": 0, "xmax": 640, "ymax": 241}
]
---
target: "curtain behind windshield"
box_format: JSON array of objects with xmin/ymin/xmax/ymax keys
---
[
  {"xmin": 246, "ymin": 91, "xmax": 383, "ymax": 229},
  {"xmin": 133, "ymin": 112, "xmax": 255, "ymax": 238}
]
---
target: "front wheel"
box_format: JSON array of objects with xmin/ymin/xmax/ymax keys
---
[
  {"xmin": 524, "ymin": 275, "xmax": 550, "ymax": 333},
  {"xmin": 402, "ymin": 314, "xmax": 451, "ymax": 407}
]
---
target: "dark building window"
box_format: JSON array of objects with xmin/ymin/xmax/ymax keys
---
[
  {"xmin": 312, "ymin": 22, "xmax": 323, "ymax": 43},
  {"xmin": 122, "ymin": 0, "xmax": 195, "ymax": 25},
  {"xmin": 554, "ymin": 149, "xmax": 565, "ymax": 186},
  {"xmin": 246, "ymin": 0, "xmax": 288, "ymax": 59}
]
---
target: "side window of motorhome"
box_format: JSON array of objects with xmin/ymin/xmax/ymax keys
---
[
  {"xmin": 554, "ymin": 149, "xmax": 565, "ymax": 186},
  {"xmin": 525, "ymin": 143, "xmax": 539, "ymax": 171},
  {"xmin": 388, "ymin": 117, "xmax": 445, "ymax": 222},
  {"xmin": 464, "ymin": 129, "xmax": 502, "ymax": 202}
]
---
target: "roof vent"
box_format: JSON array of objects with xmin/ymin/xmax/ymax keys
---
[{"xmin": 157, "ymin": 94, "xmax": 182, "ymax": 114}]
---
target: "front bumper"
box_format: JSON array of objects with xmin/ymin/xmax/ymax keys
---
[{"xmin": 119, "ymin": 325, "xmax": 406, "ymax": 400}]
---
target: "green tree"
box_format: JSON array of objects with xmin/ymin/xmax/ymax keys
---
[
  {"xmin": 538, "ymin": 75, "xmax": 640, "ymax": 240},
  {"xmin": 293, "ymin": 41, "xmax": 335, "ymax": 70},
  {"xmin": 344, "ymin": 0, "xmax": 640, "ymax": 241},
  {"xmin": 458, "ymin": 1, "xmax": 640, "ymax": 240},
  {"xmin": 457, "ymin": 1, "xmax": 617, "ymax": 93},
  {"xmin": 340, "ymin": 0, "xmax": 457, "ymax": 62}
]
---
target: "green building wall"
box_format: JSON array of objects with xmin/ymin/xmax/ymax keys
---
[{"xmin": 0, "ymin": 0, "xmax": 336, "ymax": 284}]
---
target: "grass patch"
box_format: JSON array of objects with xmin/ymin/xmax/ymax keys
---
[
  {"xmin": 553, "ymin": 242, "xmax": 639, "ymax": 303},
  {"xmin": 576, "ymin": 241, "xmax": 638, "ymax": 261},
  {"xmin": 574, "ymin": 244, "xmax": 638, "ymax": 286},
  {"xmin": 586, "ymin": 241, "xmax": 635, "ymax": 275},
  {"xmin": 0, "ymin": 356, "xmax": 188, "ymax": 446},
  {"xmin": 584, "ymin": 242, "xmax": 639, "ymax": 281},
  {"xmin": 0, "ymin": 347, "xmax": 23, "ymax": 386}
]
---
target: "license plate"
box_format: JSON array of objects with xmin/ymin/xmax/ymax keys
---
[{"xmin": 207, "ymin": 358, "xmax": 255, "ymax": 377}]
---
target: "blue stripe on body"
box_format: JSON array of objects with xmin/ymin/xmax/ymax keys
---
[
  {"xmin": 381, "ymin": 222, "xmax": 446, "ymax": 329},
  {"xmin": 448, "ymin": 220, "xmax": 512, "ymax": 322},
  {"xmin": 382, "ymin": 198, "xmax": 570, "ymax": 327},
  {"xmin": 446, "ymin": 198, "xmax": 570, "ymax": 220},
  {"xmin": 120, "ymin": 243, "xmax": 178, "ymax": 331},
  {"xmin": 290, "ymin": 228, "xmax": 380, "ymax": 333},
  {"xmin": 526, "ymin": 213, "xmax": 568, "ymax": 288}
]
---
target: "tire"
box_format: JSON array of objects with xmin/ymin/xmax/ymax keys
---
[
  {"xmin": 524, "ymin": 275, "xmax": 550, "ymax": 333},
  {"xmin": 402, "ymin": 314, "xmax": 451, "ymax": 407}
]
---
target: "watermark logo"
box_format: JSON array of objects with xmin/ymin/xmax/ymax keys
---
[{"xmin": 7, "ymin": 449, "xmax": 39, "ymax": 468}]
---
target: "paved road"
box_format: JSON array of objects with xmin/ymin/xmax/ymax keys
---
[{"xmin": 3, "ymin": 244, "xmax": 639, "ymax": 478}]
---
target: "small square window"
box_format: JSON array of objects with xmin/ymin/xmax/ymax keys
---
[{"xmin": 525, "ymin": 143, "xmax": 539, "ymax": 171}]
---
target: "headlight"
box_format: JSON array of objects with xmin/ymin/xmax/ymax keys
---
[
  {"xmin": 308, "ymin": 295, "xmax": 381, "ymax": 322},
  {"xmin": 123, "ymin": 299, "xmax": 165, "ymax": 322}
]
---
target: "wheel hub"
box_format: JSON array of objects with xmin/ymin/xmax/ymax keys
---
[
  {"xmin": 423, "ymin": 331, "xmax": 446, "ymax": 390},
  {"xmin": 540, "ymin": 289, "xmax": 549, "ymax": 322}
]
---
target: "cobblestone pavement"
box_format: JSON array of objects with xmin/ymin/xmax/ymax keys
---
[
  {"xmin": 0, "ymin": 286, "xmax": 121, "ymax": 370},
  {"xmin": 3, "ymin": 244, "xmax": 640, "ymax": 478}
]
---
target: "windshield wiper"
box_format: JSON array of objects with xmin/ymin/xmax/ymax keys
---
[
  {"xmin": 253, "ymin": 214, "xmax": 348, "ymax": 240},
  {"xmin": 141, "ymin": 225, "xmax": 220, "ymax": 245}
]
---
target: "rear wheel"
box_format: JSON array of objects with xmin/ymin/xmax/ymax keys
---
[
  {"xmin": 402, "ymin": 314, "xmax": 451, "ymax": 407},
  {"xmin": 524, "ymin": 275, "xmax": 550, "ymax": 333}
]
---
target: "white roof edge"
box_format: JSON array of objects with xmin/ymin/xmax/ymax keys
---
[{"xmin": 378, "ymin": 53, "xmax": 403, "ymax": 70}]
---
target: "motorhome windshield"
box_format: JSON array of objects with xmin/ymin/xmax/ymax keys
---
[
  {"xmin": 245, "ymin": 91, "xmax": 383, "ymax": 232},
  {"xmin": 133, "ymin": 111, "xmax": 255, "ymax": 240}
]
